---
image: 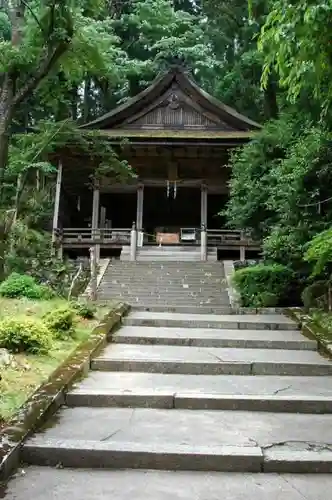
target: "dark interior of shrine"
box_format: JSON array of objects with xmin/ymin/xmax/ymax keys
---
[{"xmin": 96, "ymin": 187, "xmax": 228, "ymax": 233}]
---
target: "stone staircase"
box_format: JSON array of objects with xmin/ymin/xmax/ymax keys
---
[
  {"xmin": 6, "ymin": 307, "xmax": 332, "ymax": 499},
  {"xmin": 120, "ymin": 245, "xmax": 217, "ymax": 261},
  {"xmin": 97, "ymin": 260, "xmax": 230, "ymax": 312}
]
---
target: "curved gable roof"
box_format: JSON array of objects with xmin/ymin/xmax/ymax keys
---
[{"xmin": 81, "ymin": 66, "xmax": 261, "ymax": 132}]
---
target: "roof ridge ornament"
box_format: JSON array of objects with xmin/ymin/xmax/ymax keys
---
[
  {"xmin": 167, "ymin": 92, "xmax": 180, "ymax": 109},
  {"xmin": 168, "ymin": 55, "xmax": 192, "ymax": 75}
]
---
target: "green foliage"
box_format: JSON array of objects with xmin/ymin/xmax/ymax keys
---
[
  {"xmin": 301, "ymin": 281, "xmax": 329, "ymax": 311},
  {"xmin": 226, "ymin": 113, "xmax": 332, "ymax": 274},
  {"xmin": 0, "ymin": 317, "xmax": 51, "ymax": 354},
  {"xmin": 43, "ymin": 306, "xmax": 76, "ymax": 339},
  {"xmin": 0, "ymin": 273, "xmax": 53, "ymax": 300},
  {"xmin": 0, "ymin": 11, "xmax": 11, "ymax": 41},
  {"xmin": 71, "ymin": 301, "xmax": 96, "ymax": 319},
  {"xmin": 4, "ymin": 223, "xmax": 90, "ymax": 298},
  {"xmin": 304, "ymin": 228, "xmax": 332, "ymax": 277},
  {"xmin": 224, "ymin": 114, "xmax": 303, "ymax": 238},
  {"xmin": 309, "ymin": 310, "xmax": 332, "ymax": 339},
  {"xmin": 259, "ymin": 0, "xmax": 332, "ymax": 112},
  {"xmin": 232, "ymin": 263, "xmax": 293, "ymax": 307}
]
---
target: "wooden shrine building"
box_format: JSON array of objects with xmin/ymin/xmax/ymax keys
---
[{"xmin": 53, "ymin": 66, "xmax": 261, "ymax": 261}]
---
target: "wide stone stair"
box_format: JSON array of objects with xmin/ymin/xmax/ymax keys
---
[
  {"xmin": 120, "ymin": 245, "xmax": 217, "ymax": 261},
  {"xmin": 6, "ymin": 307, "xmax": 332, "ymax": 499},
  {"xmin": 97, "ymin": 260, "xmax": 230, "ymax": 312}
]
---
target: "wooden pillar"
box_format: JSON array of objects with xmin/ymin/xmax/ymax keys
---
[
  {"xmin": 52, "ymin": 161, "xmax": 63, "ymax": 257},
  {"xmin": 136, "ymin": 184, "xmax": 144, "ymax": 247},
  {"xmin": 91, "ymin": 182, "xmax": 100, "ymax": 264},
  {"xmin": 100, "ymin": 206, "xmax": 106, "ymax": 228},
  {"xmin": 201, "ymin": 184, "xmax": 207, "ymax": 229}
]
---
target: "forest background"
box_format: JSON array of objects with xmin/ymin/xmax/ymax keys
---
[{"xmin": 0, "ymin": 0, "xmax": 331, "ymax": 309}]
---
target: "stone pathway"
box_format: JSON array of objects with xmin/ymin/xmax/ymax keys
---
[{"xmin": 4, "ymin": 309, "xmax": 332, "ymax": 499}]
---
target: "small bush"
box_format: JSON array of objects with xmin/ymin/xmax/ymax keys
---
[
  {"xmin": 0, "ymin": 273, "xmax": 54, "ymax": 299},
  {"xmin": 0, "ymin": 317, "xmax": 51, "ymax": 354},
  {"xmin": 43, "ymin": 306, "xmax": 76, "ymax": 339},
  {"xmin": 71, "ymin": 301, "xmax": 96, "ymax": 319},
  {"xmin": 232, "ymin": 263, "xmax": 293, "ymax": 307},
  {"xmin": 301, "ymin": 281, "xmax": 329, "ymax": 311}
]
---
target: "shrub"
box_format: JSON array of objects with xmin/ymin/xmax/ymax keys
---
[
  {"xmin": 232, "ymin": 263, "xmax": 293, "ymax": 307},
  {"xmin": 0, "ymin": 273, "xmax": 53, "ymax": 299},
  {"xmin": 43, "ymin": 306, "xmax": 76, "ymax": 339},
  {"xmin": 301, "ymin": 281, "xmax": 329, "ymax": 311},
  {"xmin": 0, "ymin": 317, "xmax": 51, "ymax": 354},
  {"xmin": 71, "ymin": 301, "xmax": 96, "ymax": 319}
]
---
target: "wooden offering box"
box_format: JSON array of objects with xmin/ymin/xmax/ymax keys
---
[{"xmin": 156, "ymin": 232, "xmax": 180, "ymax": 244}]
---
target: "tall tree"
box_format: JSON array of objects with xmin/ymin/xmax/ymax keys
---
[
  {"xmin": 259, "ymin": 0, "xmax": 332, "ymax": 114},
  {"xmin": 203, "ymin": 0, "xmax": 279, "ymax": 121},
  {"xmin": 0, "ymin": 0, "xmax": 124, "ymax": 194}
]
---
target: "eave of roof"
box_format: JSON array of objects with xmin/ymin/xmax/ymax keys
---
[
  {"xmin": 97, "ymin": 129, "xmax": 256, "ymax": 140},
  {"xmin": 81, "ymin": 66, "xmax": 262, "ymax": 132}
]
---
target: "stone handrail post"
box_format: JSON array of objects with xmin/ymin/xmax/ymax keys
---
[
  {"xmin": 130, "ymin": 221, "xmax": 137, "ymax": 261},
  {"xmin": 200, "ymin": 224, "xmax": 207, "ymax": 261},
  {"xmin": 240, "ymin": 230, "xmax": 246, "ymax": 262}
]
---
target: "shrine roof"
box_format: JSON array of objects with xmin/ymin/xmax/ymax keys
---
[{"xmin": 81, "ymin": 66, "xmax": 261, "ymax": 136}]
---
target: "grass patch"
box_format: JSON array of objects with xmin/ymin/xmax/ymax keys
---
[
  {"xmin": 305, "ymin": 309, "xmax": 332, "ymax": 343},
  {"xmin": 0, "ymin": 298, "xmax": 109, "ymax": 425}
]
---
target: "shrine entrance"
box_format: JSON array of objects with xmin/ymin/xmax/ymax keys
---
[{"xmin": 143, "ymin": 186, "xmax": 201, "ymax": 239}]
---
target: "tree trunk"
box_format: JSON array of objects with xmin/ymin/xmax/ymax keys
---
[
  {"xmin": 264, "ymin": 76, "xmax": 278, "ymax": 120},
  {"xmin": 83, "ymin": 78, "xmax": 91, "ymax": 122},
  {"xmin": 0, "ymin": 76, "xmax": 15, "ymax": 201},
  {"xmin": 0, "ymin": 218, "xmax": 11, "ymax": 281}
]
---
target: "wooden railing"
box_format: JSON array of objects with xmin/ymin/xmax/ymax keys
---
[
  {"xmin": 207, "ymin": 229, "xmax": 259, "ymax": 247},
  {"xmin": 54, "ymin": 227, "xmax": 260, "ymax": 251},
  {"xmin": 55, "ymin": 228, "xmax": 132, "ymax": 245}
]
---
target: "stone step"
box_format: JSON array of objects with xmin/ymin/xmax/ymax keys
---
[
  {"xmin": 105, "ymin": 266, "xmax": 224, "ymax": 272},
  {"xmin": 99, "ymin": 288, "xmax": 228, "ymax": 296},
  {"xmin": 98, "ymin": 298, "xmax": 230, "ymax": 307},
  {"xmin": 66, "ymin": 389, "xmax": 332, "ymax": 414},
  {"xmin": 123, "ymin": 311, "xmax": 296, "ymax": 330},
  {"xmin": 92, "ymin": 344, "xmax": 332, "ymax": 376},
  {"xmin": 67, "ymin": 371, "xmax": 332, "ymax": 412},
  {"xmin": 129, "ymin": 305, "xmax": 232, "ymax": 314},
  {"xmin": 101, "ymin": 305, "xmax": 232, "ymax": 315},
  {"xmin": 5, "ymin": 467, "xmax": 332, "ymax": 499},
  {"xmin": 101, "ymin": 278, "xmax": 226, "ymax": 284},
  {"xmin": 107, "ymin": 260, "xmax": 224, "ymax": 265},
  {"xmin": 22, "ymin": 439, "xmax": 262, "ymax": 472},
  {"xmin": 22, "ymin": 407, "xmax": 332, "ymax": 473},
  {"xmin": 101, "ymin": 279, "xmax": 226, "ymax": 284},
  {"xmin": 99, "ymin": 293, "xmax": 228, "ymax": 300},
  {"xmin": 99, "ymin": 299, "xmax": 230, "ymax": 307},
  {"xmin": 113, "ymin": 326, "xmax": 316, "ymax": 350}
]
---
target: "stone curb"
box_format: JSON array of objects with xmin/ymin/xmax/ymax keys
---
[
  {"xmin": 65, "ymin": 390, "xmax": 332, "ymax": 414},
  {"xmin": 223, "ymin": 260, "xmax": 240, "ymax": 309},
  {"xmin": 21, "ymin": 439, "xmax": 263, "ymax": 472},
  {"xmin": 20, "ymin": 438, "xmax": 332, "ymax": 473},
  {"xmin": 90, "ymin": 357, "xmax": 332, "ymax": 377},
  {"xmin": 0, "ymin": 302, "xmax": 130, "ymax": 482},
  {"xmin": 83, "ymin": 258, "xmax": 110, "ymax": 297},
  {"xmin": 285, "ymin": 307, "xmax": 332, "ymax": 360},
  {"xmin": 123, "ymin": 317, "xmax": 296, "ymax": 330}
]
